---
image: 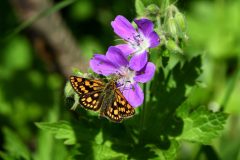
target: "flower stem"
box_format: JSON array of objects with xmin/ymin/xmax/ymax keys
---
[
  {"xmin": 140, "ymin": 83, "xmax": 147, "ymax": 135},
  {"xmin": 221, "ymin": 58, "xmax": 240, "ymax": 108}
]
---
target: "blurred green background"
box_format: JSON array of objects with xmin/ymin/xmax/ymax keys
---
[{"xmin": 0, "ymin": 0, "xmax": 239, "ymax": 159}]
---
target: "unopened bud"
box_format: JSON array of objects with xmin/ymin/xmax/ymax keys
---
[
  {"xmin": 64, "ymin": 81, "xmax": 75, "ymax": 98},
  {"xmin": 146, "ymin": 4, "xmax": 160, "ymax": 15},
  {"xmin": 174, "ymin": 12, "xmax": 187, "ymax": 32},
  {"xmin": 166, "ymin": 40, "xmax": 183, "ymax": 54},
  {"xmin": 167, "ymin": 17, "xmax": 178, "ymax": 37}
]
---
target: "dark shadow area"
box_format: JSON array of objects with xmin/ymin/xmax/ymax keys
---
[
  {"xmin": 133, "ymin": 55, "xmax": 201, "ymax": 153},
  {"xmin": 1, "ymin": 70, "xmax": 54, "ymax": 107},
  {"xmin": 196, "ymin": 145, "xmax": 220, "ymax": 160},
  {"xmin": 70, "ymin": 111, "xmax": 101, "ymax": 159},
  {"xmin": 57, "ymin": 0, "xmax": 135, "ymax": 48},
  {"xmin": 0, "ymin": 0, "xmax": 18, "ymax": 39}
]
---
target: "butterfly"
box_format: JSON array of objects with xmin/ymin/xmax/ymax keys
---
[{"xmin": 69, "ymin": 76, "xmax": 135, "ymax": 123}]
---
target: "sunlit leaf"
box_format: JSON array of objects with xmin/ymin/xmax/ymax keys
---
[
  {"xmin": 1, "ymin": 128, "xmax": 31, "ymax": 160},
  {"xmin": 179, "ymin": 107, "xmax": 228, "ymax": 144},
  {"xmin": 36, "ymin": 121, "xmax": 76, "ymax": 145}
]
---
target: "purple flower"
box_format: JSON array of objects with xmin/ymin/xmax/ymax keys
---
[
  {"xmin": 90, "ymin": 47, "xmax": 155, "ymax": 107},
  {"xmin": 111, "ymin": 15, "xmax": 160, "ymax": 71}
]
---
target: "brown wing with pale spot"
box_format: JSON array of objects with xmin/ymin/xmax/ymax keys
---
[
  {"xmin": 104, "ymin": 89, "xmax": 135, "ymax": 123},
  {"xmin": 79, "ymin": 91, "xmax": 103, "ymax": 111},
  {"xmin": 104, "ymin": 99, "xmax": 123, "ymax": 123},
  {"xmin": 69, "ymin": 76, "xmax": 104, "ymax": 95},
  {"xmin": 115, "ymin": 89, "xmax": 135, "ymax": 118}
]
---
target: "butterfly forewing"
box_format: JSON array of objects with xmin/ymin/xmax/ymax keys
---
[
  {"xmin": 103, "ymin": 85, "xmax": 135, "ymax": 122},
  {"xmin": 115, "ymin": 89, "xmax": 135, "ymax": 118},
  {"xmin": 70, "ymin": 76, "xmax": 104, "ymax": 95},
  {"xmin": 70, "ymin": 76, "xmax": 104, "ymax": 111},
  {"xmin": 104, "ymin": 98, "xmax": 123, "ymax": 123}
]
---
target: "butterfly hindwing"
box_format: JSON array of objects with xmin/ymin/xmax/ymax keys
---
[
  {"xmin": 79, "ymin": 91, "xmax": 103, "ymax": 111},
  {"xmin": 104, "ymin": 98, "xmax": 123, "ymax": 123}
]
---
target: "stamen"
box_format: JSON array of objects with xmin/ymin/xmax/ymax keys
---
[
  {"xmin": 127, "ymin": 32, "xmax": 149, "ymax": 52},
  {"xmin": 115, "ymin": 66, "xmax": 136, "ymax": 91}
]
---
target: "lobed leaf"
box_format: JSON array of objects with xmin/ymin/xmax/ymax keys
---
[
  {"xmin": 148, "ymin": 140, "xmax": 179, "ymax": 160},
  {"xmin": 35, "ymin": 121, "xmax": 76, "ymax": 145},
  {"xmin": 92, "ymin": 143, "xmax": 128, "ymax": 160},
  {"xmin": 179, "ymin": 107, "xmax": 228, "ymax": 144}
]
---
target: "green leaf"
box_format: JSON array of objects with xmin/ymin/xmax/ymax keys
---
[
  {"xmin": 146, "ymin": 140, "xmax": 179, "ymax": 160},
  {"xmin": 135, "ymin": 0, "xmax": 145, "ymax": 16},
  {"xmin": 36, "ymin": 121, "xmax": 76, "ymax": 145},
  {"xmin": 162, "ymin": 140, "xmax": 179, "ymax": 160},
  {"xmin": 1, "ymin": 128, "xmax": 31, "ymax": 160},
  {"xmin": 33, "ymin": 130, "xmax": 68, "ymax": 160},
  {"xmin": 92, "ymin": 143, "xmax": 127, "ymax": 160},
  {"xmin": 3, "ymin": 36, "xmax": 32, "ymax": 71},
  {"xmin": 179, "ymin": 107, "xmax": 228, "ymax": 144}
]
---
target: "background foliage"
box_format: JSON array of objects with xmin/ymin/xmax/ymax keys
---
[{"xmin": 0, "ymin": 0, "xmax": 239, "ymax": 160}]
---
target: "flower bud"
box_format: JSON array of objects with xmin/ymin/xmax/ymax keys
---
[
  {"xmin": 64, "ymin": 81, "xmax": 80, "ymax": 110},
  {"xmin": 146, "ymin": 4, "xmax": 160, "ymax": 15},
  {"xmin": 166, "ymin": 39, "xmax": 183, "ymax": 54},
  {"xmin": 64, "ymin": 81, "xmax": 75, "ymax": 98},
  {"xmin": 174, "ymin": 12, "xmax": 187, "ymax": 33},
  {"xmin": 167, "ymin": 17, "xmax": 178, "ymax": 38}
]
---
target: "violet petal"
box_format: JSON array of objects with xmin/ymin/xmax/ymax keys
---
[
  {"xmin": 148, "ymin": 31, "xmax": 160, "ymax": 48},
  {"xmin": 129, "ymin": 51, "xmax": 148, "ymax": 71},
  {"xmin": 106, "ymin": 46, "xmax": 128, "ymax": 68},
  {"xmin": 111, "ymin": 15, "xmax": 136, "ymax": 40},
  {"xmin": 90, "ymin": 54, "xmax": 118, "ymax": 76},
  {"xmin": 122, "ymin": 83, "xmax": 144, "ymax": 107},
  {"xmin": 134, "ymin": 62, "xmax": 156, "ymax": 83},
  {"xmin": 115, "ymin": 44, "xmax": 135, "ymax": 57},
  {"xmin": 134, "ymin": 19, "xmax": 154, "ymax": 37}
]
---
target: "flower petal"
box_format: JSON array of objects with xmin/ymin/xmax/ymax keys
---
[
  {"xmin": 134, "ymin": 19, "xmax": 154, "ymax": 37},
  {"xmin": 129, "ymin": 51, "xmax": 148, "ymax": 71},
  {"xmin": 134, "ymin": 62, "xmax": 156, "ymax": 83},
  {"xmin": 106, "ymin": 47, "xmax": 128, "ymax": 68},
  {"xmin": 90, "ymin": 54, "xmax": 118, "ymax": 76},
  {"xmin": 148, "ymin": 31, "xmax": 160, "ymax": 48},
  {"xmin": 111, "ymin": 15, "xmax": 136, "ymax": 40},
  {"xmin": 115, "ymin": 44, "xmax": 135, "ymax": 57},
  {"xmin": 122, "ymin": 83, "xmax": 144, "ymax": 107}
]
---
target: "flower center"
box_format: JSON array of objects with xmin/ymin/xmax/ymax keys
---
[
  {"xmin": 116, "ymin": 66, "xmax": 135, "ymax": 89},
  {"xmin": 127, "ymin": 32, "xmax": 149, "ymax": 53}
]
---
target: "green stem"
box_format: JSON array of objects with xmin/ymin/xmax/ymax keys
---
[
  {"xmin": 221, "ymin": 59, "xmax": 240, "ymax": 108},
  {"xmin": 140, "ymin": 83, "xmax": 147, "ymax": 135},
  {"xmin": 221, "ymin": 57, "xmax": 240, "ymax": 108}
]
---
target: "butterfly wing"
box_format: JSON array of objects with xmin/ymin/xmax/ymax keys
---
[
  {"xmin": 69, "ymin": 76, "xmax": 104, "ymax": 95},
  {"xmin": 115, "ymin": 89, "xmax": 135, "ymax": 118},
  {"xmin": 70, "ymin": 76, "xmax": 105, "ymax": 111},
  {"xmin": 104, "ymin": 99, "xmax": 123, "ymax": 123},
  {"xmin": 79, "ymin": 91, "xmax": 103, "ymax": 111},
  {"xmin": 104, "ymin": 89, "xmax": 135, "ymax": 123}
]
